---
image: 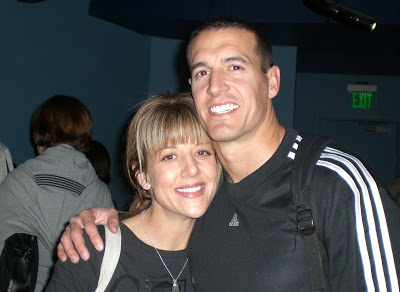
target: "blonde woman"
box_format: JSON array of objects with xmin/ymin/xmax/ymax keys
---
[{"xmin": 47, "ymin": 93, "xmax": 221, "ymax": 291}]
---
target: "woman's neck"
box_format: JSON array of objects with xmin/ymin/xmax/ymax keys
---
[{"xmin": 123, "ymin": 208, "xmax": 195, "ymax": 251}]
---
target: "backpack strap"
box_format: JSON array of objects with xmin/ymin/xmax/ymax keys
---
[
  {"xmin": 95, "ymin": 225, "xmax": 121, "ymax": 292},
  {"xmin": 291, "ymin": 135, "xmax": 334, "ymax": 290}
]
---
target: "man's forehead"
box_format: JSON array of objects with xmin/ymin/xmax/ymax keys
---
[
  {"xmin": 192, "ymin": 28, "xmax": 254, "ymax": 47},
  {"xmin": 189, "ymin": 28, "xmax": 256, "ymax": 63}
]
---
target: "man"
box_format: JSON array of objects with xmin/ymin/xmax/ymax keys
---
[{"xmin": 58, "ymin": 18, "xmax": 400, "ymax": 291}]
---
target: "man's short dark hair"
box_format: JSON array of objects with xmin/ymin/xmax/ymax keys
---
[{"xmin": 187, "ymin": 17, "xmax": 274, "ymax": 73}]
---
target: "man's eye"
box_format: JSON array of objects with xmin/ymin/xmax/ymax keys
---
[
  {"xmin": 231, "ymin": 65, "xmax": 242, "ymax": 71},
  {"xmin": 195, "ymin": 70, "xmax": 208, "ymax": 77}
]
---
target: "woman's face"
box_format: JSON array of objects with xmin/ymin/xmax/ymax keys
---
[{"xmin": 141, "ymin": 142, "xmax": 219, "ymax": 220}]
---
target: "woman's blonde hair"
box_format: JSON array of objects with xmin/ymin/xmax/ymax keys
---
[{"xmin": 124, "ymin": 92, "xmax": 221, "ymax": 216}]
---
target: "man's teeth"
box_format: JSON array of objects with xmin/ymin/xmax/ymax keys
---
[
  {"xmin": 210, "ymin": 104, "xmax": 239, "ymax": 114},
  {"xmin": 177, "ymin": 186, "xmax": 203, "ymax": 193}
]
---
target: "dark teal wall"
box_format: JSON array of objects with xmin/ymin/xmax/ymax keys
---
[
  {"xmin": 0, "ymin": 0, "xmax": 151, "ymax": 209},
  {"xmin": 0, "ymin": 0, "xmax": 297, "ymax": 209},
  {"xmin": 294, "ymin": 73, "xmax": 400, "ymax": 184},
  {"xmin": 273, "ymin": 46, "xmax": 297, "ymax": 128}
]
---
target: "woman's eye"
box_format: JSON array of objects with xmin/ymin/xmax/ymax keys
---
[
  {"xmin": 162, "ymin": 154, "xmax": 176, "ymax": 161},
  {"xmin": 197, "ymin": 150, "xmax": 211, "ymax": 156}
]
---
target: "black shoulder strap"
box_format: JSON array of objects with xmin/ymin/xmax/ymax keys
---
[{"xmin": 291, "ymin": 135, "xmax": 334, "ymax": 290}]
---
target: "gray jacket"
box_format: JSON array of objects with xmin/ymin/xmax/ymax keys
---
[{"xmin": 0, "ymin": 144, "xmax": 114, "ymax": 291}]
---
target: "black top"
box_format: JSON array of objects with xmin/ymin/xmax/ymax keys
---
[
  {"xmin": 188, "ymin": 128, "xmax": 400, "ymax": 291},
  {"xmin": 47, "ymin": 223, "xmax": 194, "ymax": 292}
]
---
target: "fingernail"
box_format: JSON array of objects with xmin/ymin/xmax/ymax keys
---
[
  {"xmin": 112, "ymin": 224, "xmax": 118, "ymax": 231},
  {"xmin": 82, "ymin": 251, "xmax": 89, "ymax": 261},
  {"xmin": 95, "ymin": 243, "xmax": 104, "ymax": 251},
  {"xmin": 71, "ymin": 255, "xmax": 78, "ymax": 263}
]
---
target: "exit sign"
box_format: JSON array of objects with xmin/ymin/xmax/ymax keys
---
[{"xmin": 347, "ymin": 84, "xmax": 377, "ymax": 110}]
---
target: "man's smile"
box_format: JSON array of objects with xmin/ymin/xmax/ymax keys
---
[{"xmin": 210, "ymin": 103, "xmax": 239, "ymax": 114}]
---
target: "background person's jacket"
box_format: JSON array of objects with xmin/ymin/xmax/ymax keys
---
[{"xmin": 0, "ymin": 144, "xmax": 114, "ymax": 291}]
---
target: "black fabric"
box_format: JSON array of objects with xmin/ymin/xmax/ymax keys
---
[
  {"xmin": 188, "ymin": 128, "xmax": 400, "ymax": 291},
  {"xmin": 292, "ymin": 136, "xmax": 335, "ymax": 206},
  {"xmin": 47, "ymin": 224, "xmax": 195, "ymax": 292},
  {"xmin": 291, "ymin": 135, "xmax": 334, "ymax": 289},
  {"xmin": 0, "ymin": 233, "xmax": 38, "ymax": 292}
]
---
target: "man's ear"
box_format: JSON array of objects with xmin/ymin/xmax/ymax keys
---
[
  {"xmin": 134, "ymin": 166, "xmax": 151, "ymax": 190},
  {"xmin": 266, "ymin": 65, "xmax": 280, "ymax": 99}
]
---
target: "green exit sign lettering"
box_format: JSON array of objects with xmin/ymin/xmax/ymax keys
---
[
  {"xmin": 347, "ymin": 84, "xmax": 377, "ymax": 111},
  {"xmin": 352, "ymin": 92, "xmax": 374, "ymax": 109}
]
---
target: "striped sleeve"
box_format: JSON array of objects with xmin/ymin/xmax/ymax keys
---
[{"xmin": 317, "ymin": 146, "xmax": 399, "ymax": 292}]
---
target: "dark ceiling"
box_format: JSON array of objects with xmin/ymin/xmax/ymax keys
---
[{"xmin": 88, "ymin": 0, "xmax": 400, "ymax": 76}]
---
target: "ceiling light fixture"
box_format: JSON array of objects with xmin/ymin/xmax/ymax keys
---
[{"xmin": 303, "ymin": 0, "xmax": 377, "ymax": 32}]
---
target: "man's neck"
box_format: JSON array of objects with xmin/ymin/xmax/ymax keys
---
[{"xmin": 215, "ymin": 120, "xmax": 285, "ymax": 184}]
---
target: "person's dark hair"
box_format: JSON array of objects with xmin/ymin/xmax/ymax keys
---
[
  {"xmin": 86, "ymin": 140, "xmax": 111, "ymax": 185},
  {"xmin": 32, "ymin": 95, "xmax": 92, "ymax": 153},
  {"xmin": 187, "ymin": 17, "xmax": 274, "ymax": 73}
]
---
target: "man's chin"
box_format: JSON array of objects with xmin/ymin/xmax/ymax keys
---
[{"xmin": 208, "ymin": 131, "xmax": 240, "ymax": 143}]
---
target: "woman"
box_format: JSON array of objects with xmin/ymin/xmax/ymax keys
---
[
  {"xmin": 47, "ymin": 93, "xmax": 222, "ymax": 291},
  {"xmin": 0, "ymin": 95, "xmax": 114, "ymax": 291}
]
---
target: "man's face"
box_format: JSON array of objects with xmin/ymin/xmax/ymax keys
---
[{"xmin": 188, "ymin": 28, "xmax": 273, "ymax": 144}]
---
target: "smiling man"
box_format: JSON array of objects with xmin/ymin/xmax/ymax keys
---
[
  {"xmin": 58, "ymin": 17, "xmax": 400, "ymax": 291},
  {"xmin": 188, "ymin": 24, "xmax": 283, "ymax": 184}
]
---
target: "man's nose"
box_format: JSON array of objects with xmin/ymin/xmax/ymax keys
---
[{"xmin": 207, "ymin": 70, "xmax": 229, "ymax": 97}]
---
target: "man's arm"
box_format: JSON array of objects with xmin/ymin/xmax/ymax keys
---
[
  {"xmin": 313, "ymin": 153, "xmax": 400, "ymax": 290},
  {"xmin": 57, "ymin": 207, "xmax": 119, "ymax": 263}
]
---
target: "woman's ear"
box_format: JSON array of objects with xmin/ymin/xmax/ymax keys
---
[{"xmin": 134, "ymin": 166, "xmax": 151, "ymax": 190}]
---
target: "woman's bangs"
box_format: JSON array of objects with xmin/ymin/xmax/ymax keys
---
[{"xmin": 148, "ymin": 113, "xmax": 209, "ymax": 155}]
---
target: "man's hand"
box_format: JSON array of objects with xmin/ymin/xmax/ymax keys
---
[{"xmin": 57, "ymin": 207, "xmax": 119, "ymax": 263}]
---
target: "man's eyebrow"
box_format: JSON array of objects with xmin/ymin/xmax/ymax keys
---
[
  {"xmin": 223, "ymin": 56, "xmax": 250, "ymax": 64},
  {"xmin": 191, "ymin": 61, "xmax": 207, "ymax": 72},
  {"xmin": 190, "ymin": 56, "xmax": 251, "ymax": 72}
]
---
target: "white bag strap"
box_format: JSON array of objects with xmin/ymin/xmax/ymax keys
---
[{"xmin": 95, "ymin": 225, "xmax": 121, "ymax": 292}]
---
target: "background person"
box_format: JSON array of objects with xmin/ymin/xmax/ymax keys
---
[
  {"xmin": 47, "ymin": 93, "xmax": 221, "ymax": 291},
  {"xmin": 0, "ymin": 95, "xmax": 114, "ymax": 291},
  {"xmin": 86, "ymin": 140, "xmax": 112, "ymax": 185}
]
